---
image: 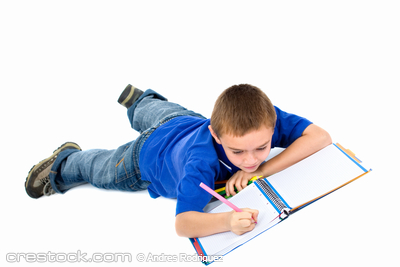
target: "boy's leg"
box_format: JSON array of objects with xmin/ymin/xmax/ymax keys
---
[
  {"xmin": 118, "ymin": 85, "xmax": 205, "ymax": 133},
  {"xmin": 53, "ymin": 140, "xmax": 149, "ymax": 193},
  {"xmin": 25, "ymin": 140, "xmax": 149, "ymax": 198},
  {"xmin": 25, "ymin": 84, "xmax": 204, "ymax": 198}
]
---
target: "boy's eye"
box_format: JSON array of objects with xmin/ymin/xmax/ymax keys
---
[
  {"xmin": 232, "ymin": 150, "xmax": 243, "ymax": 155},
  {"xmin": 257, "ymin": 146, "xmax": 267, "ymax": 151}
]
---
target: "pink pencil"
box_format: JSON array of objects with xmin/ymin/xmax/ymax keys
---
[{"xmin": 199, "ymin": 182, "xmax": 257, "ymax": 223}]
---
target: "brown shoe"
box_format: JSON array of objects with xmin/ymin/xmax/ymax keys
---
[{"xmin": 25, "ymin": 142, "xmax": 81, "ymax": 198}]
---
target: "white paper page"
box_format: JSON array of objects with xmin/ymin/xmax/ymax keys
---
[
  {"xmin": 266, "ymin": 144, "xmax": 368, "ymax": 209},
  {"xmin": 198, "ymin": 183, "xmax": 280, "ymax": 256}
]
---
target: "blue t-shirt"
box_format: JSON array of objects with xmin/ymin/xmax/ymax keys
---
[{"xmin": 139, "ymin": 106, "xmax": 312, "ymax": 215}]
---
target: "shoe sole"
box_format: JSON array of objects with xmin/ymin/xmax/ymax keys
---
[
  {"xmin": 25, "ymin": 142, "xmax": 81, "ymax": 199},
  {"xmin": 117, "ymin": 84, "xmax": 143, "ymax": 109},
  {"xmin": 118, "ymin": 84, "xmax": 135, "ymax": 107}
]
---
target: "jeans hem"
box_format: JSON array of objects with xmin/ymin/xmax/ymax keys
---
[{"xmin": 49, "ymin": 149, "xmax": 80, "ymax": 194}]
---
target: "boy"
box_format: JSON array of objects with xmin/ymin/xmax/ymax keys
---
[{"xmin": 25, "ymin": 84, "xmax": 331, "ymax": 238}]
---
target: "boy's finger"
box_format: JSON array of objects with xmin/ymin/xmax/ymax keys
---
[
  {"xmin": 237, "ymin": 210, "xmax": 256, "ymax": 220},
  {"xmin": 239, "ymin": 218, "xmax": 253, "ymax": 228},
  {"xmin": 236, "ymin": 176, "xmax": 247, "ymax": 192},
  {"xmin": 241, "ymin": 208, "xmax": 259, "ymax": 222},
  {"xmin": 240, "ymin": 178, "xmax": 249, "ymax": 191},
  {"xmin": 226, "ymin": 180, "xmax": 235, "ymax": 196},
  {"xmin": 235, "ymin": 180, "xmax": 243, "ymax": 192},
  {"xmin": 250, "ymin": 209, "xmax": 259, "ymax": 222}
]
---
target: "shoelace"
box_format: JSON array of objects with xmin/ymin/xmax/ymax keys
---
[{"xmin": 40, "ymin": 176, "xmax": 56, "ymax": 196}]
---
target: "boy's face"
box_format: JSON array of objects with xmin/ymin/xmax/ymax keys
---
[{"xmin": 209, "ymin": 126, "xmax": 273, "ymax": 173}]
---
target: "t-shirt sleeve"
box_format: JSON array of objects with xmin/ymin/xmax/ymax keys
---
[
  {"xmin": 175, "ymin": 159, "xmax": 218, "ymax": 216},
  {"xmin": 271, "ymin": 106, "xmax": 313, "ymax": 148}
]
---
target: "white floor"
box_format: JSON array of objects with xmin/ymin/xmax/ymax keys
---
[{"xmin": 1, "ymin": 1, "xmax": 399, "ymax": 266}]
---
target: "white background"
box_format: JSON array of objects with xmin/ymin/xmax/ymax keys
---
[{"xmin": 1, "ymin": 1, "xmax": 399, "ymax": 266}]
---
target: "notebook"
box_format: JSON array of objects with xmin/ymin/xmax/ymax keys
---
[{"xmin": 190, "ymin": 143, "xmax": 371, "ymax": 264}]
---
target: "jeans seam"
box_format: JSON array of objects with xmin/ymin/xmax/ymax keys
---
[
  {"xmin": 130, "ymin": 176, "xmax": 144, "ymax": 189},
  {"xmin": 115, "ymin": 158, "xmax": 124, "ymax": 167}
]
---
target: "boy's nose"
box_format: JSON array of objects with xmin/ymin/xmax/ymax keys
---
[{"xmin": 244, "ymin": 153, "xmax": 258, "ymax": 165}]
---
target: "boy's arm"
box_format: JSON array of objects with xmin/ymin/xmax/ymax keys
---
[
  {"xmin": 259, "ymin": 124, "xmax": 332, "ymax": 177},
  {"xmin": 226, "ymin": 124, "xmax": 332, "ymax": 196},
  {"xmin": 175, "ymin": 208, "xmax": 258, "ymax": 238}
]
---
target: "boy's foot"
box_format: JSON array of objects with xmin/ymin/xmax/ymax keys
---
[
  {"xmin": 25, "ymin": 142, "xmax": 81, "ymax": 199},
  {"xmin": 117, "ymin": 84, "xmax": 144, "ymax": 109}
]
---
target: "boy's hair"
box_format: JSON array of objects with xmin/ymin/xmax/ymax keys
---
[{"xmin": 211, "ymin": 84, "xmax": 276, "ymax": 137}]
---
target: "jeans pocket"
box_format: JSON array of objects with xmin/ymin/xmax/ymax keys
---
[
  {"xmin": 114, "ymin": 143, "xmax": 149, "ymax": 192},
  {"xmin": 115, "ymin": 145, "xmax": 135, "ymax": 184}
]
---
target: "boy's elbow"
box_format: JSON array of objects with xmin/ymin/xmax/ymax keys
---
[
  {"xmin": 315, "ymin": 125, "xmax": 332, "ymax": 148},
  {"xmin": 305, "ymin": 124, "xmax": 332, "ymax": 149},
  {"xmin": 175, "ymin": 212, "xmax": 190, "ymax": 237},
  {"xmin": 321, "ymin": 128, "xmax": 332, "ymax": 147},
  {"xmin": 175, "ymin": 211, "xmax": 207, "ymax": 238},
  {"xmin": 175, "ymin": 214, "xmax": 185, "ymax": 237}
]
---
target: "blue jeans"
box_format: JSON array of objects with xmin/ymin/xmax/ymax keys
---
[{"xmin": 49, "ymin": 89, "xmax": 205, "ymax": 194}]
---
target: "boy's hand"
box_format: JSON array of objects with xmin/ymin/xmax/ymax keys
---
[
  {"xmin": 228, "ymin": 208, "xmax": 259, "ymax": 235},
  {"xmin": 226, "ymin": 170, "xmax": 263, "ymax": 196}
]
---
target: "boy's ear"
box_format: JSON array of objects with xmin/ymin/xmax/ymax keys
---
[{"xmin": 208, "ymin": 125, "xmax": 222, "ymax": 144}]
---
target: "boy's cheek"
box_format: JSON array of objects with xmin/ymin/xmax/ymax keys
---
[{"xmin": 225, "ymin": 154, "xmax": 240, "ymax": 165}]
